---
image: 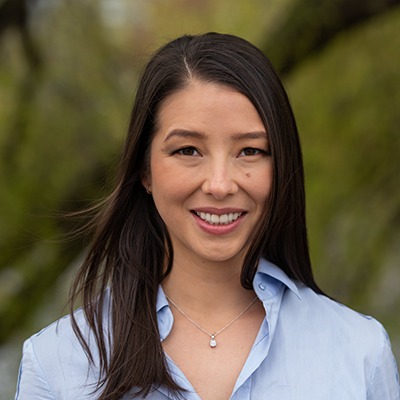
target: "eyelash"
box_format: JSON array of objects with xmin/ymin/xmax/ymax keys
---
[
  {"xmin": 173, "ymin": 147, "xmax": 270, "ymax": 157},
  {"xmin": 239, "ymin": 148, "xmax": 269, "ymax": 157},
  {"xmin": 174, "ymin": 147, "xmax": 200, "ymax": 156}
]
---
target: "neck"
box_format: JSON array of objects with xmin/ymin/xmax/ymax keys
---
[{"xmin": 161, "ymin": 254, "xmax": 256, "ymax": 317}]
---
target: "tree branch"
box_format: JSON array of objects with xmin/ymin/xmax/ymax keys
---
[{"xmin": 262, "ymin": 0, "xmax": 400, "ymax": 74}]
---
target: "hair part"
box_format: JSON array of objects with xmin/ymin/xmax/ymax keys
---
[{"xmin": 69, "ymin": 32, "xmax": 323, "ymax": 400}]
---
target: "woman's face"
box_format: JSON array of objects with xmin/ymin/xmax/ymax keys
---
[{"xmin": 143, "ymin": 81, "xmax": 272, "ymax": 266}]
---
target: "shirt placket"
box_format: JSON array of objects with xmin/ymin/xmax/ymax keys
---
[{"xmin": 229, "ymin": 283, "xmax": 286, "ymax": 399}]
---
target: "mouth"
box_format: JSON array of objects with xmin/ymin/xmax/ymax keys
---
[{"xmin": 193, "ymin": 211, "xmax": 245, "ymax": 225}]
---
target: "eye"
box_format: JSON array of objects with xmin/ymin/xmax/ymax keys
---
[
  {"xmin": 239, "ymin": 148, "xmax": 265, "ymax": 157},
  {"xmin": 176, "ymin": 147, "xmax": 200, "ymax": 156}
]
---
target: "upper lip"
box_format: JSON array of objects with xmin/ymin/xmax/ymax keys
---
[{"xmin": 191, "ymin": 207, "xmax": 247, "ymax": 215}]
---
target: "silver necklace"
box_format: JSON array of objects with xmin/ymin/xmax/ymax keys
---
[{"xmin": 165, "ymin": 295, "xmax": 258, "ymax": 348}]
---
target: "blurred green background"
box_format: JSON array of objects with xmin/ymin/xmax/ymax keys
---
[{"xmin": 1, "ymin": 0, "xmax": 399, "ymax": 397}]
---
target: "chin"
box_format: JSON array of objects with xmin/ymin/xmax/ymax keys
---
[{"xmin": 194, "ymin": 247, "xmax": 246, "ymax": 264}]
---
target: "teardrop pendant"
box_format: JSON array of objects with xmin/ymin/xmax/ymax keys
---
[
  {"xmin": 165, "ymin": 295, "xmax": 257, "ymax": 348},
  {"xmin": 210, "ymin": 334, "xmax": 217, "ymax": 348}
]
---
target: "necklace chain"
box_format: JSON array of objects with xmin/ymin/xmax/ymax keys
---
[{"xmin": 165, "ymin": 295, "xmax": 258, "ymax": 348}]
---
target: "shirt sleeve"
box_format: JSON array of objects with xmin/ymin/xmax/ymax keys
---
[
  {"xmin": 367, "ymin": 321, "xmax": 400, "ymax": 400},
  {"xmin": 14, "ymin": 338, "xmax": 55, "ymax": 400}
]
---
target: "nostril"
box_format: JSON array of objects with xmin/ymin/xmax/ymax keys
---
[{"xmin": 201, "ymin": 173, "xmax": 239, "ymax": 199}]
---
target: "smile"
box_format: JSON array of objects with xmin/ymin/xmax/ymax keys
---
[{"xmin": 194, "ymin": 211, "xmax": 244, "ymax": 225}]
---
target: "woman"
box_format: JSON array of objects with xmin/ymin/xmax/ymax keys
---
[{"xmin": 15, "ymin": 33, "xmax": 399, "ymax": 400}]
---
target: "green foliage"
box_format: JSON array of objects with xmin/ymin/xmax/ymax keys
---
[
  {"xmin": 0, "ymin": 0, "xmax": 136, "ymax": 340},
  {"xmin": 286, "ymin": 6, "xmax": 400, "ymax": 319}
]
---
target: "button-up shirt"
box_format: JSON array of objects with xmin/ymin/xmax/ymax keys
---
[{"xmin": 15, "ymin": 259, "xmax": 400, "ymax": 399}]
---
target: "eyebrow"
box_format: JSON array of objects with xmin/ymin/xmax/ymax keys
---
[
  {"xmin": 163, "ymin": 129, "xmax": 268, "ymax": 143},
  {"xmin": 231, "ymin": 131, "xmax": 268, "ymax": 141},
  {"xmin": 163, "ymin": 129, "xmax": 205, "ymax": 143}
]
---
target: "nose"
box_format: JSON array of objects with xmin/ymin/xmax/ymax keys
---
[{"xmin": 201, "ymin": 158, "xmax": 238, "ymax": 200}]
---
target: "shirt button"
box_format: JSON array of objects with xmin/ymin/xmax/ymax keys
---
[{"xmin": 259, "ymin": 283, "xmax": 266, "ymax": 291}]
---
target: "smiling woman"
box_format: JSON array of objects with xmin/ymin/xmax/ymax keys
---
[
  {"xmin": 14, "ymin": 33, "xmax": 399, "ymax": 400},
  {"xmin": 144, "ymin": 82, "xmax": 272, "ymax": 267}
]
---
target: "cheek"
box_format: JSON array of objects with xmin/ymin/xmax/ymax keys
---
[
  {"xmin": 151, "ymin": 165, "xmax": 188, "ymax": 205},
  {"xmin": 247, "ymin": 164, "xmax": 273, "ymax": 203},
  {"xmin": 253, "ymin": 188, "xmax": 272, "ymax": 210},
  {"xmin": 151, "ymin": 156, "xmax": 198, "ymax": 197}
]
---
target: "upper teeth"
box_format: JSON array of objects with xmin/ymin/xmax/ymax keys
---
[{"xmin": 195, "ymin": 212, "xmax": 243, "ymax": 225}]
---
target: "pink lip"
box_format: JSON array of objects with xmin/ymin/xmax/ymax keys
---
[
  {"xmin": 191, "ymin": 210, "xmax": 246, "ymax": 235},
  {"xmin": 192, "ymin": 207, "xmax": 246, "ymax": 216}
]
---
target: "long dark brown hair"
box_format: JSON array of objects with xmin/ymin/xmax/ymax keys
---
[{"xmin": 69, "ymin": 32, "xmax": 324, "ymax": 400}]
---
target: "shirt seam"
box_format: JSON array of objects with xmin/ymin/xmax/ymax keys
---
[
  {"xmin": 14, "ymin": 353, "xmax": 23, "ymax": 399},
  {"xmin": 366, "ymin": 319, "xmax": 384, "ymax": 397}
]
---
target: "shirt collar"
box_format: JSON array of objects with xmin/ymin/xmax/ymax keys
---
[
  {"xmin": 156, "ymin": 285, "xmax": 169, "ymax": 313},
  {"xmin": 156, "ymin": 259, "xmax": 301, "ymax": 321},
  {"xmin": 253, "ymin": 258, "xmax": 301, "ymax": 301},
  {"xmin": 156, "ymin": 286, "xmax": 173, "ymax": 340}
]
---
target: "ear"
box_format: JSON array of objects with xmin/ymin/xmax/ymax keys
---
[{"xmin": 141, "ymin": 173, "xmax": 151, "ymax": 194}]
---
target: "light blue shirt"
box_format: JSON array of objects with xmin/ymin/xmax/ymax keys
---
[{"xmin": 15, "ymin": 259, "xmax": 400, "ymax": 399}]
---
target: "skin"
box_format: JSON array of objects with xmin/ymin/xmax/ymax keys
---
[{"xmin": 142, "ymin": 81, "xmax": 272, "ymax": 400}]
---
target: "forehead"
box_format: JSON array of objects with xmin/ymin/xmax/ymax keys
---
[{"xmin": 155, "ymin": 81, "xmax": 266, "ymax": 139}]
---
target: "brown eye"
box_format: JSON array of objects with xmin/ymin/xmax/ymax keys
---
[
  {"xmin": 240, "ymin": 148, "xmax": 260, "ymax": 156},
  {"xmin": 178, "ymin": 147, "xmax": 199, "ymax": 156}
]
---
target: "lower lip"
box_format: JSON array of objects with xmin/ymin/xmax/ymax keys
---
[{"xmin": 191, "ymin": 212, "xmax": 246, "ymax": 235}]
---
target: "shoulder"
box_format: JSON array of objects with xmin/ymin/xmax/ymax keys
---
[
  {"xmin": 283, "ymin": 282, "xmax": 383, "ymax": 349},
  {"xmin": 292, "ymin": 283, "xmax": 383, "ymax": 338},
  {"xmin": 279, "ymin": 282, "xmax": 399, "ymax": 398},
  {"xmin": 27, "ymin": 306, "xmax": 94, "ymax": 370},
  {"xmin": 15, "ymin": 291, "xmax": 111, "ymax": 400}
]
